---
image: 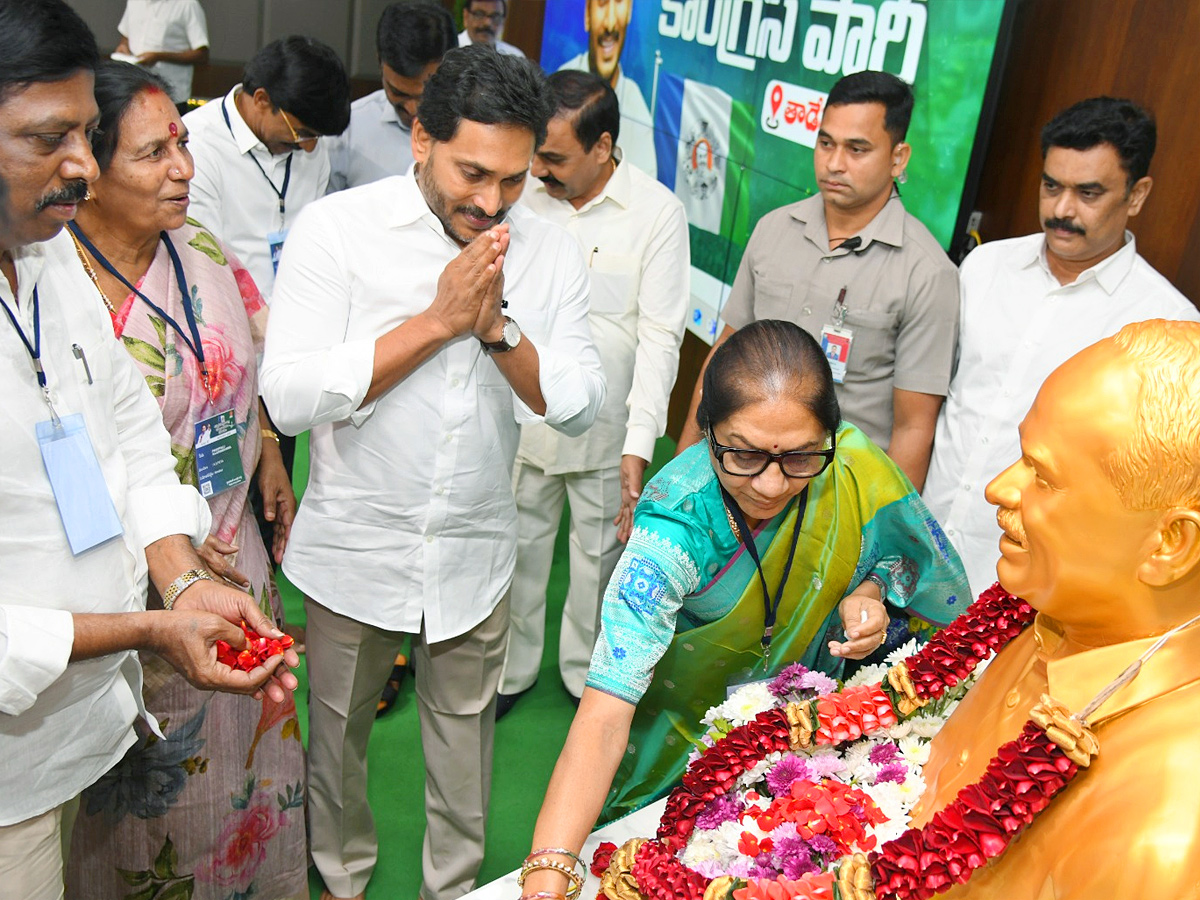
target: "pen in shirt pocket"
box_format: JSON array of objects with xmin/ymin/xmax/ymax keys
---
[{"xmin": 72, "ymin": 343, "xmax": 93, "ymax": 384}]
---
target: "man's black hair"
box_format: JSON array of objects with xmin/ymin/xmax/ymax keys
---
[
  {"xmin": 0, "ymin": 0, "xmax": 99, "ymax": 102},
  {"xmin": 377, "ymin": 2, "xmax": 457, "ymax": 78},
  {"xmin": 546, "ymin": 70, "xmax": 619, "ymax": 152},
  {"xmin": 417, "ymin": 44, "xmax": 553, "ymax": 147},
  {"xmin": 466, "ymin": 0, "xmax": 508, "ymax": 14},
  {"xmin": 1041, "ymin": 97, "xmax": 1156, "ymax": 188},
  {"xmin": 825, "ymin": 70, "xmax": 914, "ymax": 145},
  {"xmin": 242, "ymin": 36, "xmax": 351, "ymax": 136}
]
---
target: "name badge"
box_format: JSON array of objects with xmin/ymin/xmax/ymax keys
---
[
  {"xmin": 267, "ymin": 229, "xmax": 288, "ymax": 275},
  {"xmin": 820, "ymin": 325, "xmax": 854, "ymax": 385},
  {"xmin": 37, "ymin": 414, "xmax": 124, "ymax": 554},
  {"xmin": 194, "ymin": 409, "xmax": 246, "ymax": 498}
]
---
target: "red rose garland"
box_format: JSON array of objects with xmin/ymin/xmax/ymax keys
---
[{"xmin": 618, "ymin": 584, "xmax": 1060, "ymax": 900}]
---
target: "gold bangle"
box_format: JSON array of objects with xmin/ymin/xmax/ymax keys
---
[
  {"xmin": 524, "ymin": 848, "xmax": 584, "ymax": 870},
  {"xmin": 260, "ymin": 428, "xmax": 279, "ymax": 443},
  {"xmin": 517, "ymin": 859, "xmax": 583, "ymax": 900}
]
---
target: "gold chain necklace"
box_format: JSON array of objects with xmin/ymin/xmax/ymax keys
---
[{"xmin": 68, "ymin": 229, "xmax": 116, "ymax": 316}]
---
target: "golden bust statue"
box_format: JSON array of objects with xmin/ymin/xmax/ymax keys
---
[{"xmin": 913, "ymin": 319, "xmax": 1200, "ymax": 898}]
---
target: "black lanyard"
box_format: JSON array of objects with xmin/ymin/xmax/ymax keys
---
[
  {"xmin": 222, "ymin": 94, "xmax": 293, "ymax": 218},
  {"xmin": 68, "ymin": 223, "xmax": 208, "ymax": 382},
  {"xmin": 1, "ymin": 285, "xmax": 62, "ymax": 425},
  {"xmin": 719, "ymin": 486, "xmax": 809, "ymax": 658}
]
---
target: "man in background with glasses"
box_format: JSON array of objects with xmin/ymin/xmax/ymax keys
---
[
  {"xmin": 458, "ymin": 0, "xmax": 525, "ymax": 57},
  {"xmin": 183, "ymin": 35, "xmax": 350, "ymax": 302}
]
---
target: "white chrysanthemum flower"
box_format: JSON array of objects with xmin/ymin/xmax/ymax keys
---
[
  {"xmin": 886, "ymin": 719, "xmax": 914, "ymax": 739},
  {"xmin": 909, "ymin": 715, "xmax": 945, "ymax": 738},
  {"xmin": 844, "ymin": 662, "xmax": 889, "ymax": 687},
  {"xmin": 680, "ymin": 833, "xmax": 724, "ymax": 869},
  {"xmin": 724, "ymin": 681, "xmax": 776, "ymax": 726},
  {"xmin": 841, "ymin": 741, "xmax": 875, "ymax": 774},
  {"xmin": 897, "ymin": 735, "xmax": 931, "ymax": 767},
  {"xmin": 884, "ymin": 639, "xmax": 920, "ymax": 667},
  {"xmin": 897, "ymin": 771, "xmax": 927, "ymax": 804},
  {"xmin": 862, "ymin": 780, "xmax": 907, "ymax": 823},
  {"xmin": 712, "ymin": 820, "xmax": 748, "ymax": 865}
]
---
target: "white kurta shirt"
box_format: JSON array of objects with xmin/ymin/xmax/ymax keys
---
[
  {"xmin": 559, "ymin": 54, "xmax": 657, "ymax": 177},
  {"xmin": 0, "ymin": 231, "xmax": 210, "ymax": 825},
  {"xmin": 260, "ymin": 175, "xmax": 606, "ymax": 640},
  {"xmin": 519, "ymin": 158, "xmax": 688, "ymax": 471},
  {"xmin": 183, "ymin": 86, "xmax": 331, "ymax": 300},
  {"xmin": 325, "ymin": 89, "xmax": 414, "ymax": 192},
  {"xmin": 457, "ymin": 29, "xmax": 525, "ymax": 56},
  {"xmin": 118, "ymin": 0, "xmax": 208, "ymax": 102},
  {"xmin": 922, "ymin": 232, "xmax": 1200, "ymax": 596}
]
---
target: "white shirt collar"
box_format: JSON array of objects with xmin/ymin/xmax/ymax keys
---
[
  {"xmin": 1031, "ymin": 229, "xmax": 1138, "ymax": 294},
  {"xmin": 222, "ymin": 85, "xmax": 272, "ymax": 158}
]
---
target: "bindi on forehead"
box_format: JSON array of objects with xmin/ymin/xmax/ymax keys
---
[{"xmin": 169, "ymin": 122, "xmax": 178, "ymax": 136}]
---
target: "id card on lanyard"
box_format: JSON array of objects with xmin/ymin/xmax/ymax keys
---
[
  {"xmin": 1, "ymin": 287, "xmax": 123, "ymax": 554},
  {"xmin": 820, "ymin": 286, "xmax": 853, "ymax": 384},
  {"xmin": 69, "ymin": 224, "xmax": 247, "ymax": 496},
  {"xmin": 221, "ymin": 95, "xmax": 293, "ymax": 271}
]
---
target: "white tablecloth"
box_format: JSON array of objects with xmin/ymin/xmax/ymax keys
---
[{"xmin": 466, "ymin": 798, "xmax": 668, "ymax": 900}]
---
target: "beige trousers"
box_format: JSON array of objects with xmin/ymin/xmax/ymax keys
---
[
  {"xmin": 305, "ymin": 595, "xmax": 508, "ymax": 900},
  {"xmin": 0, "ymin": 797, "xmax": 79, "ymax": 900},
  {"xmin": 498, "ymin": 460, "xmax": 624, "ymax": 698}
]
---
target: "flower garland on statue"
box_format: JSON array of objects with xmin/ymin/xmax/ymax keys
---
[{"xmin": 593, "ymin": 583, "xmax": 1104, "ymax": 900}]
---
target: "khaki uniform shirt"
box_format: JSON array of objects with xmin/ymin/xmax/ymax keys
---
[{"xmin": 721, "ymin": 192, "xmax": 958, "ymax": 447}]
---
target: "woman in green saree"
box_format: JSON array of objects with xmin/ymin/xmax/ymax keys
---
[{"xmin": 522, "ymin": 321, "xmax": 968, "ymax": 893}]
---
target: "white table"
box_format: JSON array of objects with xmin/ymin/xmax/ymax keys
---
[{"xmin": 466, "ymin": 799, "xmax": 668, "ymax": 900}]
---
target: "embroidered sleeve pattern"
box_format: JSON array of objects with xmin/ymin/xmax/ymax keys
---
[{"xmin": 586, "ymin": 524, "xmax": 702, "ymax": 705}]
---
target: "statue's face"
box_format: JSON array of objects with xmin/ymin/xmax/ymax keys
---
[{"xmin": 984, "ymin": 343, "xmax": 1160, "ymax": 624}]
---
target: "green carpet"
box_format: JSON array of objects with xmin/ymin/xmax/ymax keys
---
[{"xmin": 277, "ymin": 433, "xmax": 676, "ymax": 898}]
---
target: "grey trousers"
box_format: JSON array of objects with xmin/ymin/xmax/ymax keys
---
[{"xmin": 305, "ymin": 595, "xmax": 508, "ymax": 900}]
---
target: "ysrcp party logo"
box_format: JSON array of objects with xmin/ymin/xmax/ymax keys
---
[{"xmin": 681, "ymin": 119, "xmax": 722, "ymax": 201}]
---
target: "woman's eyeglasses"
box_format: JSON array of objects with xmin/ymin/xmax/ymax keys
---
[{"xmin": 706, "ymin": 426, "xmax": 836, "ymax": 479}]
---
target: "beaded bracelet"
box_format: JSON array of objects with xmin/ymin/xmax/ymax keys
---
[
  {"xmin": 517, "ymin": 858, "xmax": 583, "ymax": 900},
  {"xmin": 524, "ymin": 848, "xmax": 584, "ymax": 871}
]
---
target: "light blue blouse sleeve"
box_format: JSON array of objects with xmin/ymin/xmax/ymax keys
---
[{"xmin": 585, "ymin": 511, "xmax": 704, "ymax": 705}]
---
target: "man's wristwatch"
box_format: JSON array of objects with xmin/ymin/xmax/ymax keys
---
[
  {"xmin": 480, "ymin": 317, "xmax": 521, "ymax": 354},
  {"xmin": 162, "ymin": 568, "xmax": 215, "ymax": 610}
]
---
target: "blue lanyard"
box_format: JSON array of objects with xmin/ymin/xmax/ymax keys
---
[
  {"xmin": 221, "ymin": 93, "xmax": 293, "ymax": 218},
  {"xmin": 719, "ymin": 486, "xmax": 809, "ymax": 659},
  {"xmin": 68, "ymin": 223, "xmax": 208, "ymax": 381},
  {"xmin": 2, "ymin": 285, "xmax": 62, "ymax": 425},
  {"xmin": 0, "ymin": 285, "xmax": 45, "ymax": 387}
]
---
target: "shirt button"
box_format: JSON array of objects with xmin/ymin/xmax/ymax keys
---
[
  {"xmin": 801, "ymin": 306, "xmax": 812, "ymax": 316},
  {"xmin": 822, "ymin": 257, "xmax": 832, "ymax": 264},
  {"xmin": 425, "ymin": 535, "xmax": 434, "ymax": 544},
  {"xmin": 1005, "ymin": 689, "xmax": 1021, "ymax": 708},
  {"xmin": 451, "ymin": 378, "xmax": 461, "ymax": 388},
  {"xmin": 947, "ymin": 528, "xmax": 956, "ymax": 536},
  {"xmin": 435, "ymin": 486, "xmax": 445, "ymax": 496},
  {"xmin": 445, "ymin": 434, "xmax": 453, "ymax": 443},
  {"xmin": 962, "ymin": 484, "xmax": 972, "ymax": 492},
  {"xmin": 981, "ymin": 436, "xmax": 989, "ymax": 444}
]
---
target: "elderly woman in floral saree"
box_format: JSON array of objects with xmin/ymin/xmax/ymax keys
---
[
  {"xmin": 521, "ymin": 320, "xmax": 968, "ymax": 896},
  {"xmin": 63, "ymin": 63, "xmax": 306, "ymax": 900}
]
